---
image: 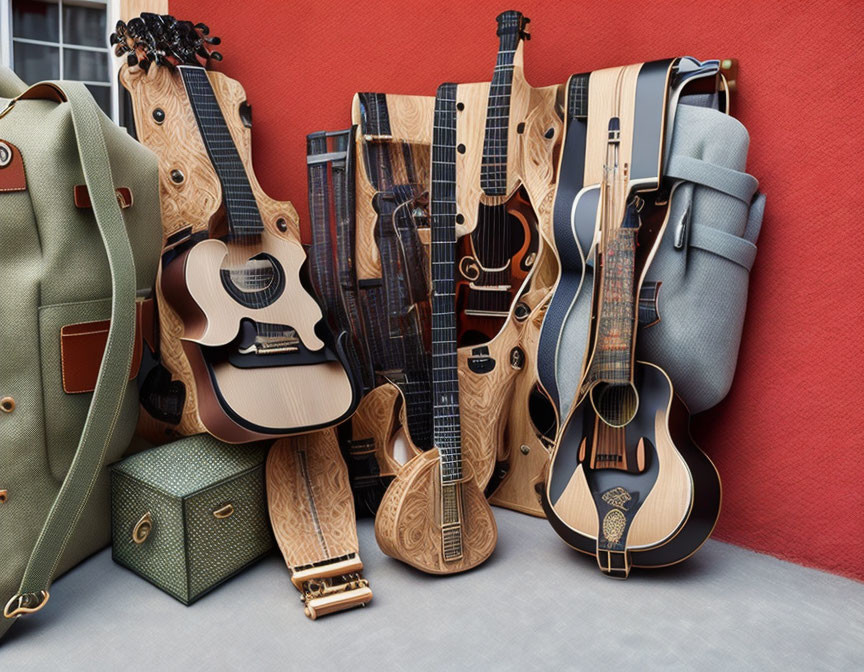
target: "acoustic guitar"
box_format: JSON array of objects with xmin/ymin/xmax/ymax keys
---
[
  {"xmin": 113, "ymin": 15, "xmax": 357, "ymax": 442},
  {"xmin": 542, "ymin": 60, "xmax": 722, "ymax": 577},
  {"xmin": 374, "ymin": 83, "xmax": 497, "ymax": 574}
]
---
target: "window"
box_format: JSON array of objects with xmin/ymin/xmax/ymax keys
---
[{"xmin": 3, "ymin": 0, "xmax": 116, "ymax": 118}]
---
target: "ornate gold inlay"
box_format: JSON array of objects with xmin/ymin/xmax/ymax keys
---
[
  {"xmin": 602, "ymin": 509, "xmax": 627, "ymax": 544},
  {"xmin": 602, "ymin": 487, "xmax": 632, "ymax": 510}
]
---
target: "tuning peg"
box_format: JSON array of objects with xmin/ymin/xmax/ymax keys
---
[
  {"xmin": 139, "ymin": 57, "xmax": 151, "ymax": 73},
  {"xmin": 194, "ymin": 22, "xmax": 210, "ymax": 35},
  {"xmin": 126, "ymin": 52, "xmax": 137, "ymax": 67},
  {"xmin": 205, "ymin": 36, "xmax": 221, "ymax": 45},
  {"xmin": 210, "ymin": 51, "xmax": 223, "ymax": 61}
]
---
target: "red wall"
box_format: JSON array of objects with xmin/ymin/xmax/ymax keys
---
[{"xmin": 169, "ymin": 0, "xmax": 864, "ymax": 580}]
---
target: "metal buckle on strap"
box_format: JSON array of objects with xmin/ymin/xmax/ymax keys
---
[
  {"xmin": 291, "ymin": 555, "xmax": 372, "ymax": 620},
  {"xmin": 3, "ymin": 590, "xmax": 50, "ymax": 619}
]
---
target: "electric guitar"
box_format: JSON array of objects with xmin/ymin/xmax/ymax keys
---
[
  {"xmin": 374, "ymin": 83, "xmax": 497, "ymax": 574},
  {"xmin": 113, "ymin": 15, "xmax": 357, "ymax": 442},
  {"xmin": 542, "ymin": 60, "xmax": 722, "ymax": 577}
]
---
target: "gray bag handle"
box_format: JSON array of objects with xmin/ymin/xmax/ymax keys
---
[{"xmin": 2, "ymin": 81, "xmax": 138, "ymax": 624}]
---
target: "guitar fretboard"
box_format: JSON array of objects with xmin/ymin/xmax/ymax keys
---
[
  {"xmin": 431, "ymin": 83, "xmax": 463, "ymax": 483},
  {"xmin": 179, "ymin": 66, "xmax": 264, "ymax": 239},
  {"xmin": 480, "ymin": 11, "xmax": 526, "ymax": 196}
]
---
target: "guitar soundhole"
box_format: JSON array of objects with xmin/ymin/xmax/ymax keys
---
[
  {"xmin": 219, "ymin": 252, "xmax": 286, "ymax": 308},
  {"xmin": 590, "ymin": 382, "xmax": 639, "ymax": 428}
]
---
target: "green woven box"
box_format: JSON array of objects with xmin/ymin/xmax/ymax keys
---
[{"xmin": 111, "ymin": 435, "xmax": 274, "ymax": 605}]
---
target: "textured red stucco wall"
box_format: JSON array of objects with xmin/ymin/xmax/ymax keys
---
[{"xmin": 169, "ymin": 0, "xmax": 864, "ymax": 580}]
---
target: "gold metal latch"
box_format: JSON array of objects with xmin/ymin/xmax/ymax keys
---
[
  {"xmin": 132, "ymin": 512, "xmax": 153, "ymax": 544},
  {"xmin": 3, "ymin": 590, "xmax": 49, "ymax": 619},
  {"xmin": 291, "ymin": 555, "xmax": 373, "ymax": 620}
]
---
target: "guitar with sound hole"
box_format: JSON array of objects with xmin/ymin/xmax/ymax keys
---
[
  {"xmin": 113, "ymin": 15, "xmax": 357, "ymax": 442},
  {"xmin": 542, "ymin": 60, "xmax": 722, "ymax": 577}
]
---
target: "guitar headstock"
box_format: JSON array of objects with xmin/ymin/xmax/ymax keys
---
[
  {"xmin": 495, "ymin": 10, "xmax": 530, "ymax": 42},
  {"xmin": 110, "ymin": 13, "xmax": 222, "ymax": 72}
]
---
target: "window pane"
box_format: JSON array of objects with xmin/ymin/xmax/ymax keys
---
[
  {"xmin": 63, "ymin": 4, "xmax": 106, "ymax": 48},
  {"xmin": 13, "ymin": 41, "xmax": 60, "ymax": 83},
  {"xmin": 85, "ymin": 84, "xmax": 111, "ymax": 117},
  {"xmin": 12, "ymin": 0, "xmax": 60, "ymax": 43},
  {"xmin": 64, "ymin": 48, "xmax": 109, "ymax": 82}
]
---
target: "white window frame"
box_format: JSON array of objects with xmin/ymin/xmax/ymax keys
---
[{"xmin": 1, "ymin": 0, "xmax": 122, "ymax": 121}]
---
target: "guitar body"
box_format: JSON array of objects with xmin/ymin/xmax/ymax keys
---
[
  {"xmin": 456, "ymin": 189, "xmax": 538, "ymax": 345},
  {"xmin": 116, "ymin": 18, "xmax": 357, "ymax": 443},
  {"xmin": 543, "ymin": 362, "xmax": 721, "ymax": 575},
  {"xmin": 375, "ymin": 450, "xmax": 497, "ymax": 574}
]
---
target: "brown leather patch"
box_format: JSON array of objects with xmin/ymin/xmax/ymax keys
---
[
  {"xmin": 74, "ymin": 185, "xmax": 133, "ymax": 209},
  {"xmin": 60, "ymin": 301, "xmax": 146, "ymax": 394},
  {"xmin": 0, "ymin": 141, "xmax": 26, "ymax": 193}
]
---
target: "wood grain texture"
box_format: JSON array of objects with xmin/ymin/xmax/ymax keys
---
[
  {"xmin": 488, "ymin": 299, "xmax": 553, "ymax": 516},
  {"xmin": 266, "ymin": 431, "xmax": 360, "ymax": 569},
  {"xmin": 350, "ymin": 383, "xmax": 404, "ymax": 477},
  {"xmin": 457, "ymin": 316, "xmax": 523, "ymax": 490},
  {"xmin": 121, "ymin": 63, "xmax": 312, "ymax": 438},
  {"xmin": 374, "ymin": 449, "xmax": 497, "ymax": 574}
]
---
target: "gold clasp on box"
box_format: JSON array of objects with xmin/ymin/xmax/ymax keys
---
[{"xmin": 132, "ymin": 512, "xmax": 153, "ymax": 544}]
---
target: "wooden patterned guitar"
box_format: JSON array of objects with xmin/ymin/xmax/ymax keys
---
[
  {"xmin": 113, "ymin": 15, "xmax": 357, "ymax": 442},
  {"xmin": 374, "ymin": 83, "xmax": 497, "ymax": 574}
]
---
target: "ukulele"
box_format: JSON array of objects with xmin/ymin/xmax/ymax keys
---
[
  {"xmin": 374, "ymin": 83, "xmax": 497, "ymax": 574},
  {"xmin": 455, "ymin": 11, "xmax": 538, "ymax": 347},
  {"xmin": 542, "ymin": 60, "xmax": 722, "ymax": 577},
  {"xmin": 113, "ymin": 15, "xmax": 357, "ymax": 442}
]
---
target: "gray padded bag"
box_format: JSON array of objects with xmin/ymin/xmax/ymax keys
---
[{"xmin": 556, "ymin": 98, "xmax": 763, "ymax": 416}]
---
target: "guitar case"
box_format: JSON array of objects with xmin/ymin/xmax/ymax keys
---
[{"xmin": 538, "ymin": 57, "xmax": 765, "ymax": 417}]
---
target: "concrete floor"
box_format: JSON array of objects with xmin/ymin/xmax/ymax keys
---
[{"xmin": 2, "ymin": 508, "xmax": 862, "ymax": 671}]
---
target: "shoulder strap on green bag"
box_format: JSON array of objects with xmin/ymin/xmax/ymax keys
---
[{"xmin": 2, "ymin": 81, "xmax": 138, "ymax": 625}]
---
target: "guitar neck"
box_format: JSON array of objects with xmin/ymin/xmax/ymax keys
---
[
  {"xmin": 480, "ymin": 12, "xmax": 525, "ymax": 197},
  {"xmin": 179, "ymin": 65, "xmax": 264, "ymax": 239},
  {"xmin": 431, "ymin": 83, "xmax": 463, "ymax": 484}
]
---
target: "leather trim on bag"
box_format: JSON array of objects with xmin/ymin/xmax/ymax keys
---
[
  {"xmin": 0, "ymin": 141, "xmax": 26, "ymax": 192},
  {"xmin": 60, "ymin": 300, "xmax": 150, "ymax": 394}
]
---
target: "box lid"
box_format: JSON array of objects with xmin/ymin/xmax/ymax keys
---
[{"xmin": 113, "ymin": 434, "xmax": 270, "ymax": 497}]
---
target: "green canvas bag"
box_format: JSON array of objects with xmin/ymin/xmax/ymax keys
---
[{"xmin": 0, "ymin": 67, "xmax": 161, "ymax": 638}]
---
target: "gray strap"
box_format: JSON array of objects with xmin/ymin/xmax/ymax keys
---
[
  {"xmin": 689, "ymin": 224, "xmax": 758, "ymax": 271},
  {"xmin": 666, "ymin": 154, "xmax": 758, "ymax": 203},
  {"xmin": 0, "ymin": 65, "xmax": 26, "ymax": 99},
  {"xmin": 743, "ymin": 191, "xmax": 766, "ymax": 244},
  {"xmin": 7, "ymin": 82, "xmax": 137, "ymax": 618}
]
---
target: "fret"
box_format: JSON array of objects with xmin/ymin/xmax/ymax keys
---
[
  {"xmin": 430, "ymin": 84, "xmax": 463, "ymax": 483},
  {"xmin": 179, "ymin": 66, "xmax": 264, "ymax": 239},
  {"xmin": 480, "ymin": 14, "xmax": 526, "ymax": 197}
]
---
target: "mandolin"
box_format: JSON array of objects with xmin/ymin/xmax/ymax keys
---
[
  {"xmin": 456, "ymin": 10, "xmax": 538, "ymax": 347},
  {"xmin": 113, "ymin": 15, "xmax": 357, "ymax": 442},
  {"xmin": 374, "ymin": 83, "xmax": 497, "ymax": 574},
  {"xmin": 542, "ymin": 60, "xmax": 722, "ymax": 577}
]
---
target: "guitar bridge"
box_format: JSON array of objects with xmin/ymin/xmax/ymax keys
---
[
  {"xmin": 441, "ymin": 524, "xmax": 464, "ymax": 562},
  {"xmin": 239, "ymin": 331, "xmax": 300, "ymax": 355}
]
